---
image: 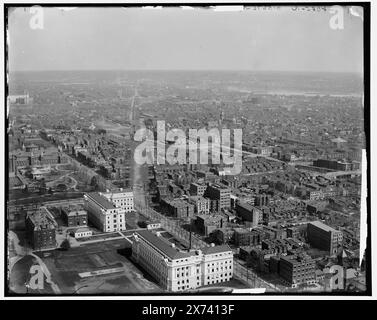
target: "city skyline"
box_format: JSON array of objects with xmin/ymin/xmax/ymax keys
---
[{"xmin": 6, "ymin": 4, "xmax": 368, "ymax": 297}]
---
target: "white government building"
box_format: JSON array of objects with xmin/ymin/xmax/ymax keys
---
[
  {"xmin": 132, "ymin": 230, "xmax": 234, "ymax": 292},
  {"xmin": 83, "ymin": 189, "xmax": 133, "ymax": 232},
  {"xmin": 101, "ymin": 189, "xmax": 134, "ymax": 212}
]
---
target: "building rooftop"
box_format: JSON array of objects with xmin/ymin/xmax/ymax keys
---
[
  {"xmin": 104, "ymin": 188, "xmax": 133, "ymax": 194},
  {"xmin": 236, "ymin": 201, "xmax": 256, "ymax": 212},
  {"xmin": 135, "ymin": 230, "xmax": 194, "ymax": 260},
  {"xmin": 27, "ymin": 207, "xmax": 56, "ymax": 230},
  {"xmin": 309, "ymin": 220, "xmax": 338, "ymax": 233},
  {"xmin": 86, "ymin": 192, "xmax": 115, "ymax": 210},
  {"xmin": 280, "ymin": 254, "xmax": 314, "ymax": 265},
  {"xmin": 74, "ymin": 227, "xmax": 91, "ymax": 233},
  {"xmin": 201, "ymin": 244, "xmax": 232, "ymax": 255}
]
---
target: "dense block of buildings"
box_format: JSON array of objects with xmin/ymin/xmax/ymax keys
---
[
  {"xmin": 161, "ymin": 198, "xmax": 195, "ymax": 219},
  {"xmin": 307, "ymin": 221, "xmax": 343, "ymax": 255},
  {"xmin": 83, "ymin": 192, "xmax": 127, "ymax": 232},
  {"xmin": 25, "ymin": 207, "xmax": 57, "ymax": 250},
  {"xmin": 132, "ymin": 230, "xmax": 233, "ymax": 292}
]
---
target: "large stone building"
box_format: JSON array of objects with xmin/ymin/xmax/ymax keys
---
[
  {"xmin": 307, "ymin": 221, "xmax": 343, "ymax": 255},
  {"xmin": 132, "ymin": 230, "xmax": 233, "ymax": 292},
  {"xmin": 25, "ymin": 207, "xmax": 57, "ymax": 250},
  {"xmin": 101, "ymin": 189, "xmax": 134, "ymax": 212},
  {"xmin": 83, "ymin": 192, "xmax": 127, "ymax": 232}
]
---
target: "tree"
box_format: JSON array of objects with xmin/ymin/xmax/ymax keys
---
[
  {"xmin": 56, "ymin": 183, "xmax": 67, "ymax": 192},
  {"xmin": 60, "ymin": 239, "xmax": 71, "ymax": 251}
]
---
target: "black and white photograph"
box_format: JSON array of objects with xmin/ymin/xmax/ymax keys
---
[{"xmin": 2, "ymin": 1, "xmax": 374, "ymax": 302}]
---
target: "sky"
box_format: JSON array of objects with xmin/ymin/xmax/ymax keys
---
[{"xmin": 7, "ymin": 6, "xmax": 364, "ymax": 73}]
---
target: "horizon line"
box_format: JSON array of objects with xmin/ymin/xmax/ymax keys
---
[{"xmin": 9, "ymin": 69, "xmax": 363, "ymax": 75}]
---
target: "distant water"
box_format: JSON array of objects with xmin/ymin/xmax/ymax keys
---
[{"xmin": 9, "ymin": 70, "xmax": 364, "ymax": 96}]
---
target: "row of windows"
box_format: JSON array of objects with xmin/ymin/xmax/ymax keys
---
[
  {"xmin": 177, "ymin": 278, "xmax": 191, "ymax": 285},
  {"xmin": 176, "ymin": 272, "xmax": 189, "ymax": 278},
  {"xmin": 206, "ymin": 260, "xmax": 231, "ymax": 267},
  {"xmin": 206, "ymin": 265, "xmax": 232, "ymax": 273},
  {"xmin": 177, "ymin": 284, "xmax": 192, "ymax": 291},
  {"xmin": 139, "ymin": 245, "xmax": 168, "ymax": 278},
  {"xmin": 207, "ymin": 273, "xmax": 231, "ymax": 280},
  {"xmin": 205, "ymin": 277, "xmax": 231, "ymax": 285},
  {"xmin": 176, "ymin": 266, "xmax": 190, "ymax": 271}
]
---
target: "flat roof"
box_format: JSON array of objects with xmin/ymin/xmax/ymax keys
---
[
  {"xmin": 86, "ymin": 192, "xmax": 115, "ymax": 210},
  {"xmin": 105, "ymin": 189, "xmax": 133, "ymax": 194},
  {"xmin": 136, "ymin": 230, "xmax": 194, "ymax": 260},
  {"xmin": 309, "ymin": 220, "xmax": 338, "ymax": 233},
  {"xmin": 201, "ymin": 244, "xmax": 232, "ymax": 255}
]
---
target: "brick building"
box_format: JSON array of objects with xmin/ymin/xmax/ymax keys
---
[
  {"xmin": 278, "ymin": 254, "xmax": 316, "ymax": 288},
  {"xmin": 205, "ymin": 184, "xmax": 231, "ymax": 211},
  {"xmin": 25, "ymin": 207, "xmax": 57, "ymax": 250},
  {"xmin": 61, "ymin": 205, "xmax": 88, "ymax": 227},
  {"xmin": 307, "ymin": 221, "xmax": 343, "ymax": 255}
]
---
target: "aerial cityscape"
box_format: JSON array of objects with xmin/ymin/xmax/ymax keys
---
[{"xmin": 6, "ymin": 5, "xmax": 367, "ymax": 295}]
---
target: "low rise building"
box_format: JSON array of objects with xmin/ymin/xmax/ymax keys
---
[
  {"xmin": 72, "ymin": 228, "xmax": 92, "ymax": 238},
  {"xmin": 61, "ymin": 205, "xmax": 88, "ymax": 227}
]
